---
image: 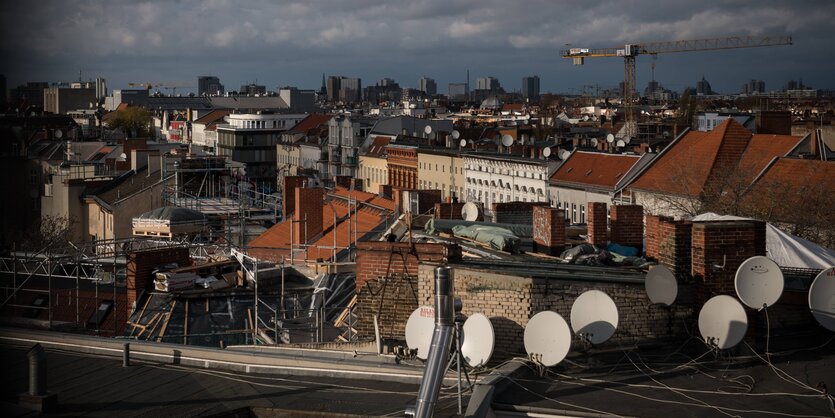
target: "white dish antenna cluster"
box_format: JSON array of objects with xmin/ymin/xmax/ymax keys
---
[
  {"xmin": 542, "ymin": 147, "xmax": 552, "ymax": 158},
  {"xmin": 571, "ymin": 290, "xmax": 619, "ymax": 344},
  {"xmin": 405, "ymin": 306, "xmax": 435, "ymax": 360},
  {"xmin": 645, "ymin": 265, "xmax": 678, "ymax": 306},
  {"xmin": 461, "ymin": 202, "xmax": 479, "ymax": 221},
  {"xmin": 698, "ymin": 295, "xmax": 748, "ymax": 350},
  {"xmin": 424, "ymin": 125, "xmax": 433, "ymax": 135},
  {"xmin": 590, "ymin": 138, "xmax": 599, "ymax": 147},
  {"xmin": 461, "ymin": 313, "xmax": 495, "ymax": 367},
  {"xmin": 459, "ymin": 139, "xmax": 467, "ymax": 148},
  {"xmin": 734, "ymin": 256, "xmax": 784, "ymax": 310},
  {"xmin": 559, "ymin": 149, "xmax": 571, "ymax": 160},
  {"xmin": 616, "ymin": 139, "xmax": 626, "ymax": 148},
  {"xmin": 501, "ymin": 134, "xmax": 514, "ymax": 147},
  {"xmin": 606, "ymin": 133, "xmax": 615, "ymax": 143},
  {"xmin": 809, "ymin": 266, "xmax": 835, "ymax": 332},
  {"xmin": 451, "ymin": 130, "xmax": 460, "ymax": 139}
]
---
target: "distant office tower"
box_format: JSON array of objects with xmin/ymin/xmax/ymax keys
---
[
  {"xmin": 742, "ymin": 79, "xmax": 765, "ymax": 95},
  {"xmin": 476, "ymin": 77, "xmax": 500, "ymax": 91},
  {"xmin": 419, "ymin": 76, "xmax": 437, "ymax": 95},
  {"xmin": 378, "ymin": 78, "xmax": 396, "ymax": 87},
  {"xmin": 9, "ymin": 82, "xmax": 48, "ymax": 107},
  {"xmin": 696, "ymin": 76, "xmax": 714, "ymax": 95},
  {"xmin": 239, "ymin": 84, "xmax": 267, "ymax": 96},
  {"xmin": 340, "ymin": 77, "xmax": 362, "ymax": 102},
  {"xmin": 326, "ymin": 76, "xmax": 342, "ymax": 101},
  {"xmin": 94, "ymin": 77, "xmax": 107, "ymax": 101},
  {"xmin": 198, "ymin": 76, "xmax": 224, "ymax": 96},
  {"xmin": 448, "ymin": 83, "xmax": 468, "ymax": 100},
  {"xmin": 522, "ymin": 75, "xmax": 540, "ymax": 99}
]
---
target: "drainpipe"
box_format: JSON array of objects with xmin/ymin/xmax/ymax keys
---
[{"xmin": 412, "ymin": 266, "xmax": 455, "ymax": 417}]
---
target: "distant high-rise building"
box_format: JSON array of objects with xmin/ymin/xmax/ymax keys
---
[
  {"xmin": 239, "ymin": 84, "xmax": 267, "ymax": 96},
  {"xmin": 198, "ymin": 76, "xmax": 224, "ymax": 96},
  {"xmin": 419, "ymin": 76, "xmax": 437, "ymax": 95},
  {"xmin": 696, "ymin": 76, "xmax": 714, "ymax": 96},
  {"xmin": 326, "ymin": 76, "xmax": 342, "ymax": 101},
  {"xmin": 742, "ymin": 79, "xmax": 765, "ymax": 95},
  {"xmin": 95, "ymin": 77, "xmax": 107, "ymax": 101},
  {"xmin": 340, "ymin": 77, "xmax": 362, "ymax": 102},
  {"xmin": 448, "ymin": 83, "xmax": 468, "ymax": 100},
  {"xmin": 43, "ymin": 84, "xmax": 96, "ymax": 114},
  {"xmin": 9, "ymin": 82, "xmax": 48, "ymax": 107},
  {"xmin": 476, "ymin": 77, "xmax": 500, "ymax": 91},
  {"xmin": 377, "ymin": 78, "xmax": 396, "ymax": 87},
  {"xmin": 522, "ymin": 75, "xmax": 540, "ymax": 99}
]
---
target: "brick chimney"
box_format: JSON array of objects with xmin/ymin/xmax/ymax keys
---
[
  {"xmin": 282, "ymin": 176, "xmax": 308, "ymax": 218},
  {"xmin": 294, "ymin": 187, "xmax": 323, "ymax": 244},
  {"xmin": 587, "ymin": 202, "xmax": 608, "ymax": 247},
  {"xmin": 532, "ymin": 206, "xmax": 566, "ymax": 256},
  {"xmin": 610, "ymin": 204, "xmax": 644, "ymax": 252}
]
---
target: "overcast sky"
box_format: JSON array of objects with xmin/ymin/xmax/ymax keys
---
[{"xmin": 2, "ymin": 0, "xmax": 833, "ymax": 96}]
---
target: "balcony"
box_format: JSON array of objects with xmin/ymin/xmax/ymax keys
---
[{"xmin": 345, "ymin": 156, "xmax": 357, "ymax": 167}]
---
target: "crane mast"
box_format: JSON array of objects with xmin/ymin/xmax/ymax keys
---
[{"xmin": 561, "ymin": 35, "xmax": 792, "ymax": 138}]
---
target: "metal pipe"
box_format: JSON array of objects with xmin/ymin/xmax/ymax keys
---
[
  {"xmin": 414, "ymin": 266, "xmax": 454, "ymax": 418},
  {"xmin": 123, "ymin": 343, "xmax": 130, "ymax": 367},
  {"xmin": 28, "ymin": 344, "xmax": 47, "ymax": 396}
]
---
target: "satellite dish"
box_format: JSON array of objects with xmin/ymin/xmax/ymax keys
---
[
  {"xmin": 461, "ymin": 202, "xmax": 479, "ymax": 221},
  {"xmin": 524, "ymin": 311, "xmax": 571, "ymax": 367},
  {"xmin": 501, "ymin": 134, "xmax": 513, "ymax": 147},
  {"xmin": 424, "ymin": 125, "xmax": 433, "ymax": 135},
  {"xmin": 542, "ymin": 147, "xmax": 552, "ymax": 158},
  {"xmin": 55, "ymin": 130, "xmax": 63, "ymax": 139},
  {"xmin": 570, "ymin": 290, "xmax": 618, "ymax": 344},
  {"xmin": 646, "ymin": 265, "xmax": 678, "ymax": 306},
  {"xmin": 616, "ymin": 139, "xmax": 626, "ymax": 148},
  {"xmin": 623, "ymin": 136, "xmax": 632, "ymax": 144},
  {"xmin": 451, "ymin": 130, "xmax": 460, "ymax": 139},
  {"xmin": 590, "ymin": 138, "xmax": 599, "ymax": 147},
  {"xmin": 461, "ymin": 313, "xmax": 494, "ymax": 367},
  {"xmin": 459, "ymin": 139, "xmax": 467, "ymax": 148},
  {"xmin": 808, "ymin": 267, "xmax": 835, "ymax": 331},
  {"xmin": 606, "ymin": 134, "xmax": 615, "ymax": 143},
  {"xmin": 698, "ymin": 295, "xmax": 748, "ymax": 350},
  {"xmin": 734, "ymin": 256, "xmax": 784, "ymax": 310},
  {"xmin": 559, "ymin": 150, "xmax": 571, "ymax": 161},
  {"xmin": 583, "ymin": 115, "xmax": 589, "ymax": 121},
  {"xmin": 405, "ymin": 306, "xmax": 435, "ymax": 360}
]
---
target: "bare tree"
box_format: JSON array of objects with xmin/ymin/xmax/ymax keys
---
[{"xmin": 21, "ymin": 215, "xmax": 75, "ymax": 253}]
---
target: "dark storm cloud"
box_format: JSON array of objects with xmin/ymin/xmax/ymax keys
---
[{"xmin": 1, "ymin": 0, "xmax": 832, "ymax": 94}]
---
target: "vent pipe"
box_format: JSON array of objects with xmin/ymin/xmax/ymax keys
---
[
  {"xmin": 28, "ymin": 344, "xmax": 47, "ymax": 396},
  {"xmin": 413, "ymin": 266, "xmax": 455, "ymax": 417}
]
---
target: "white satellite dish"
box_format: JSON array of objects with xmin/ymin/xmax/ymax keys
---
[
  {"xmin": 542, "ymin": 147, "xmax": 552, "ymax": 158},
  {"xmin": 524, "ymin": 311, "xmax": 571, "ymax": 367},
  {"xmin": 405, "ymin": 306, "xmax": 435, "ymax": 360},
  {"xmin": 451, "ymin": 130, "xmax": 461, "ymax": 139},
  {"xmin": 424, "ymin": 125, "xmax": 433, "ymax": 135},
  {"xmin": 583, "ymin": 115, "xmax": 589, "ymax": 121},
  {"xmin": 570, "ymin": 290, "xmax": 618, "ymax": 344},
  {"xmin": 461, "ymin": 202, "xmax": 479, "ymax": 221},
  {"xmin": 623, "ymin": 136, "xmax": 632, "ymax": 144},
  {"xmin": 461, "ymin": 313, "xmax": 494, "ymax": 367},
  {"xmin": 501, "ymin": 134, "xmax": 513, "ymax": 147},
  {"xmin": 591, "ymin": 138, "xmax": 599, "ymax": 147},
  {"xmin": 734, "ymin": 256, "xmax": 784, "ymax": 310},
  {"xmin": 698, "ymin": 295, "xmax": 748, "ymax": 350},
  {"xmin": 606, "ymin": 133, "xmax": 615, "ymax": 143},
  {"xmin": 55, "ymin": 129, "xmax": 63, "ymax": 139},
  {"xmin": 646, "ymin": 265, "xmax": 678, "ymax": 306},
  {"xmin": 459, "ymin": 139, "xmax": 467, "ymax": 148},
  {"xmin": 808, "ymin": 266, "xmax": 835, "ymax": 332},
  {"xmin": 559, "ymin": 149, "xmax": 571, "ymax": 161},
  {"xmin": 616, "ymin": 139, "xmax": 626, "ymax": 148}
]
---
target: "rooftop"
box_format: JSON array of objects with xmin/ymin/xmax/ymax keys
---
[{"xmin": 550, "ymin": 151, "xmax": 642, "ymax": 191}]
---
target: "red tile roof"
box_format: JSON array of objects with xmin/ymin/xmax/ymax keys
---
[
  {"xmin": 366, "ymin": 135, "xmax": 392, "ymax": 158},
  {"xmin": 247, "ymin": 187, "xmax": 395, "ymax": 262},
  {"xmin": 193, "ymin": 110, "xmax": 230, "ymax": 125},
  {"xmin": 550, "ymin": 151, "xmax": 641, "ymax": 191},
  {"xmin": 629, "ymin": 119, "xmax": 803, "ymax": 197},
  {"xmin": 286, "ymin": 114, "xmax": 333, "ymax": 135},
  {"xmin": 742, "ymin": 157, "xmax": 835, "ymax": 220}
]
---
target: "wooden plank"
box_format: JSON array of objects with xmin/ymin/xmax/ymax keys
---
[
  {"xmin": 139, "ymin": 312, "xmax": 162, "ymax": 339},
  {"xmin": 155, "ymin": 300, "xmax": 176, "ymax": 342},
  {"xmin": 128, "ymin": 296, "xmax": 152, "ymax": 337},
  {"xmin": 333, "ymin": 294, "xmax": 358, "ymax": 327}
]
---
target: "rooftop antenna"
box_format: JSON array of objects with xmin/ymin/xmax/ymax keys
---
[
  {"xmin": 405, "ymin": 306, "xmax": 435, "ymax": 360},
  {"xmin": 524, "ymin": 311, "xmax": 571, "ymax": 367},
  {"xmin": 808, "ymin": 266, "xmax": 835, "ymax": 331},
  {"xmin": 645, "ymin": 265, "xmax": 678, "ymax": 306},
  {"xmin": 460, "ymin": 313, "xmax": 494, "ymax": 367},
  {"xmin": 698, "ymin": 295, "xmax": 748, "ymax": 350},
  {"xmin": 570, "ymin": 290, "xmax": 619, "ymax": 344},
  {"xmin": 461, "ymin": 202, "xmax": 479, "ymax": 221},
  {"xmin": 734, "ymin": 256, "xmax": 784, "ymax": 310}
]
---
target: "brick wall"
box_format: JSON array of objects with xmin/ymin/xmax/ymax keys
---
[
  {"xmin": 294, "ymin": 187, "xmax": 324, "ymax": 244},
  {"xmin": 692, "ymin": 220, "xmax": 766, "ymax": 303},
  {"xmin": 417, "ymin": 264, "xmax": 694, "ymax": 360},
  {"xmin": 282, "ymin": 176, "xmax": 307, "ymax": 217},
  {"xmin": 645, "ymin": 215, "xmax": 693, "ymax": 282},
  {"xmin": 491, "ymin": 202, "xmax": 550, "ymax": 224},
  {"xmin": 532, "ymin": 206, "xmax": 565, "ymax": 256},
  {"xmin": 126, "ymin": 247, "xmax": 190, "ymax": 311},
  {"xmin": 587, "ymin": 202, "xmax": 608, "ymax": 246},
  {"xmin": 434, "ymin": 202, "xmax": 466, "ymax": 220},
  {"xmin": 609, "ymin": 205, "xmax": 644, "ymax": 251},
  {"xmin": 353, "ymin": 241, "xmax": 462, "ymax": 339}
]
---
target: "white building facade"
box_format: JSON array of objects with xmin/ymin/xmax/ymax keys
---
[{"xmin": 463, "ymin": 154, "xmax": 554, "ymax": 215}]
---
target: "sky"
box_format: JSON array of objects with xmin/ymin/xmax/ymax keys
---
[{"xmin": 1, "ymin": 0, "xmax": 833, "ymax": 96}]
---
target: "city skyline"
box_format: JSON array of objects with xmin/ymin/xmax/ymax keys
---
[{"xmin": 1, "ymin": 0, "xmax": 834, "ymax": 95}]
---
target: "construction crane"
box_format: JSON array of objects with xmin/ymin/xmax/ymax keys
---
[{"xmin": 561, "ymin": 35, "xmax": 793, "ymax": 137}]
